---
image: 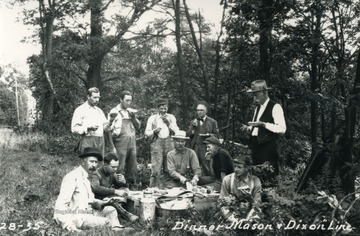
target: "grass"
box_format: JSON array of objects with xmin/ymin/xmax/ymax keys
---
[{"xmin": 0, "ymin": 129, "xmax": 359, "ymax": 236}]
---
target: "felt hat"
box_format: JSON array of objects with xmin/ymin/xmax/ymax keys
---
[
  {"xmin": 171, "ymin": 130, "xmax": 190, "ymax": 140},
  {"xmin": 78, "ymin": 147, "xmax": 103, "ymax": 161},
  {"xmin": 203, "ymin": 136, "xmax": 220, "ymax": 146},
  {"xmin": 246, "ymin": 80, "xmax": 272, "ymax": 93}
]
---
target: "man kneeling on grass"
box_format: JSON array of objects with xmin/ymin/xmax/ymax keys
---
[
  {"xmin": 53, "ymin": 147, "xmax": 131, "ymax": 232},
  {"xmin": 218, "ymin": 155, "xmax": 262, "ymax": 223},
  {"xmin": 89, "ymin": 152, "xmax": 139, "ymax": 222}
]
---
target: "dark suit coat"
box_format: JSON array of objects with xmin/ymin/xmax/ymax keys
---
[{"xmin": 186, "ymin": 116, "xmax": 219, "ymax": 148}]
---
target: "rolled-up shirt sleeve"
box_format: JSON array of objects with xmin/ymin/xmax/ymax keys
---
[
  {"xmin": 71, "ymin": 107, "xmax": 88, "ymax": 135},
  {"xmin": 144, "ymin": 115, "xmax": 156, "ymax": 138},
  {"xmin": 265, "ymin": 104, "xmax": 286, "ymax": 134}
]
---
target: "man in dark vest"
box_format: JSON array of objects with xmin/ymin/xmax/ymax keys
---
[
  {"xmin": 186, "ymin": 101, "xmax": 219, "ymax": 176},
  {"xmin": 241, "ymin": 80, "xmax": 286, "ymax": 176}
]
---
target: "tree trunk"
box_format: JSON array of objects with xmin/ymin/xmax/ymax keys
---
[
  {"xmin": 310, "ymin": 2, "xmax": 321, "ymax": 146},
  {"xmin": 257, "ymin": 0, "xmax": 273, "ymax": 84},
  {"xmin": 213, "ymin": 3, "xmax": 226, "ymax": 118},
  {"xmin": 39, "ymin": 0, "xmax": 57, "ymax": 127},
  {"xmin": 340, "ymin": 50, "xmax": 360, "ymax": 194},
  {"xmin": 183, "ymin": 0, "xmax": 210, "ymax": 103},
  {"xmin": 87, "ymin": 0, "xmax": 104, "ymax": 89},
  {"xmin": 173, "ymin": 0, "xmax": 188, "ymax": 124}
]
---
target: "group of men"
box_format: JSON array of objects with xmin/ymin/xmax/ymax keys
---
[{"xmin": 54, "ymin": 79, "xmax": 286, "ymax": 231}]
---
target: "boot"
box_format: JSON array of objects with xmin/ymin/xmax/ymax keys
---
[{"xmin": 110, "ymin": 200, "xmax": 139, "ymax": 222}]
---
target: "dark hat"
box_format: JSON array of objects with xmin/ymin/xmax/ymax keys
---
[
  {"xmin": 233, "ymin": 155, "xmax": 252, "ymax": 166},
  {"xmin": 157, "ymin": 99, "xmax": 168, "ymax": 107},
  {"xmin": 246, "ymin": 80, "xmax": 272, "ymax": 93},
  {"xmin": 79, "ymin": 147, "xmax": 103, "ymax": 161},
  {"xmin": 203, "ymin": 136, "xmax": 220, "ymax": 146}
]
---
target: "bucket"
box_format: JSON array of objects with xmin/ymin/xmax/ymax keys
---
[{"xmin": 139, "ymin": 197, "xmax": 156, "ymax": 224}]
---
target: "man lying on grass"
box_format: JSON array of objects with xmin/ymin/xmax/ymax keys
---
[{"xmin": 53, "ymin": 147, "xmax": 133, "ymax": 232}]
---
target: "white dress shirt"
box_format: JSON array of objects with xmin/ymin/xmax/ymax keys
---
[
  {"xmin": 145, "ymin": 113, "xmax": 179, "ymax": 139},
  {"xmin": 71, "ymin": 102, "xmax": 107, "ymax": 137}
]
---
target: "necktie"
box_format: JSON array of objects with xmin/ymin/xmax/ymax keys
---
[
  {"xmin": 197, "ymin": 117, "xmax": 204, "ymax": 126},
  {"xmin": 251, "ymin": 105, "xmax": 261, "ymax": 134}
]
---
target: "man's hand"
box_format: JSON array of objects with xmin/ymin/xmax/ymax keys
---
[
  {"xmin": 190, "ymin": 178, "xmax": 197, "ymax": 186},
  {"xmin": 221, "ymin": 196, "xmax": 233, "ymax": 205},
  {"xmin": 87, "ymin": 125, "xmax": 99, "ymax": 132},
  {"xmin": 192, "ymin": 119, "xmax": 198, "ymax": 127},
  {"xmin": 115, "ymin": 173, "xmax": 126, "ymax": 183},
  {"xmin": 240, "ymin": 124, "xmax": 250, "ymax": 132},
  {"xmin": 153, "ymin": 127, "xmax": 162, "ymax": 135},
  {"xmin": 114, "ymin": 189, "xmax": 126, "ymax": 197},
  {"xmin": 179, "ymin": 176, "xmax": 187, "ymax": 184},
  {"xmin": 109, "ymin": 112, "xmax": 117, "ymax": 122},
  {"xmin": 161, "ymin": 115, "xmax": 170, "ymax": 126}
]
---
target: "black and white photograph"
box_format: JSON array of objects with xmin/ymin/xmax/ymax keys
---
[{"xmin": 0, "ymin": 0, "xmax": 359, "ymax": 235}]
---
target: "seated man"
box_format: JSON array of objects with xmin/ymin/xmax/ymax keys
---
[
  {"xmin": 53, "ymin": 147, "xmax": 127, "ymax": 232},
  {"xmin": 164, "ymin": 130, "xmax": 201, "ymax": 188},
  {"xmin": 90, "ymin": 152, "xmax": 139, "ymax": 222},
  {"xmin": 201, "ymin": 137, "xmax": 234, "ymax": 191},
  {"xmin": 218, "ymin": 155, "xmax": 262, "ymax": 222}
]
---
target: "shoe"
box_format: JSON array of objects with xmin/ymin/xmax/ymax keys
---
[{"xmin": 110, "ymin": 200, "xmax": 139, "ymax": 222}]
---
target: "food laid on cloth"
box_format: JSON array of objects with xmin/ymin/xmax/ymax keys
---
[{"xmin": 156, "ymin": 188, "xmax": 194, "ymax": 210}]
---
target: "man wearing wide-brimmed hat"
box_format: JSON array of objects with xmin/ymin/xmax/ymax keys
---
[
  {"xmin": 164, "ymin": 130, "xmax": 202, "ymax": 188},
  {"xmin": 54, "ymin": 147, "xmax": 131, "ymax": 232},
  {"xmin": 145, "ymin": 98, "xmax": 179, "ymax": 188},
  {"xmin": 240, "ymin": 80, "xmax": 286, "ymax": 176}
]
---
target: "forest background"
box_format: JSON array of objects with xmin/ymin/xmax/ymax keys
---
[{"xmin": 0, "ymin": 0, "xmax": 360, "ymax": 235}]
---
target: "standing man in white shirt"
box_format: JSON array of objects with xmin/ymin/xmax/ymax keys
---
[
  {"xmin": 241, "ymin": 80, "xmax": 286, "ymax": 176},
  {"xmin": 145, "ymin": 99, "xmax": 179, "ymax": 187},
  {"xmin": 71, "ymin": 87, "xmax": 109, "ymax": 156}
]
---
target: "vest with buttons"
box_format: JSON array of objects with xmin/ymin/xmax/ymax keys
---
[{"xmin": 257, "ymin": 100, "xmax": 278, "ymax": 144}]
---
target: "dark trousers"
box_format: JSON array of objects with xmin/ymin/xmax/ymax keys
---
[{"xmin": 251, "ymin": 137, "xmax": 279, "ymax": 176}]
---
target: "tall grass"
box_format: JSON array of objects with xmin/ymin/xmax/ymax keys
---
[{"xmin": 0, "ymin": 129, "xmax": 359, "ymax": 236}]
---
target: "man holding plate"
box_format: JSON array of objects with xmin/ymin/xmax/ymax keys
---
[{"xmin": 240, "ymin": 80, "xmax": 286, "ymax": 176}]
